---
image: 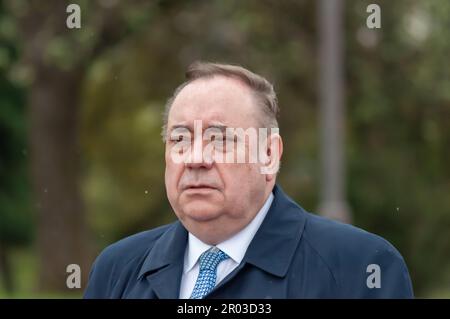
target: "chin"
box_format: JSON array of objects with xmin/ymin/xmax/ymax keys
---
[{"xmin": 182, "ymin": 202, "xmax": 223, "ymax": 222}]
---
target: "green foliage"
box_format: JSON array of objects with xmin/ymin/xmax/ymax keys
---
[
  {"xmin": 347, "ymin": 0, "xmax": 450, "ymax": 294},
  {"xmin": 0, "ymin": 1, "xmax": 32, "ymax": 246}
]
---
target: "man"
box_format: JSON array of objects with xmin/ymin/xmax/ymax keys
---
[{"xmin": 84, "ymin": 61, "xmax": 413, "ymax": 298}]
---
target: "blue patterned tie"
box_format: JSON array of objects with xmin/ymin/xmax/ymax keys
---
[{"xmin": 190, "ymin": 247, "xmax": 229, "ymax": 299}]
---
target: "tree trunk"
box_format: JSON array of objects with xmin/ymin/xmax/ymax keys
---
[
  {"xmin": 10, "ymin": 0, "xmax": 142, "ymax": 292},
  {"xmin": 317, "ymin": 0, "xmax": 352, "ymax": 224},
  {"xmin": 29, "ymin": 67, "xmax": 92, "ymax": 291}
]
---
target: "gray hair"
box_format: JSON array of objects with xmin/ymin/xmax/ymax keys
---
[{"xmin": 161, "ymin": 61, "xmax": 279, "ymax": 141}]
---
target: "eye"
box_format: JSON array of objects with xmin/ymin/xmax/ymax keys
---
[
  {"xmin": 170, "ymin": 135, "xmax": 185, "ymax": 143},
  {"xmin": 210, "ymin": 135, "xmax": 226, "ymax": 142},
  {"xmin": 210, "ymin": 136, "xmax": 230, "ymax": 152}
]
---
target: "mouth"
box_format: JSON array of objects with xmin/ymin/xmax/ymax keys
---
[{"xmin": 183, "ymin": 184, "xmax": 218, "ymax": 194}]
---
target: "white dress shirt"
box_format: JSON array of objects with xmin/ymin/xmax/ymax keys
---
[{"xmin": 179, "ymin": 192, "xmax": 274, "ymax": 299}]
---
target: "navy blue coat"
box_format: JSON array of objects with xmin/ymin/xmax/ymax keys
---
[{"xmin": 84, "ymin": 185, "xmax": 414, "ymax": 298}]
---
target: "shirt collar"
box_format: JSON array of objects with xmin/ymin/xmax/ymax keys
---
[{"xmin": 184, "ymin": 192, "xmax": 274, "ymax": 273}]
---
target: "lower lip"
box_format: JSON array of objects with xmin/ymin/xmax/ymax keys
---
[{"xmin": 184, "ymin": 187, "xmax": 217, "ymax": 194}]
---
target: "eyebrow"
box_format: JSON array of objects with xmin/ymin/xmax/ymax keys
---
[
  {"xmin": 170, "ymin": 124, "xmax": 191, "ymax": 131},
  {"xmin": 206, "ymin": 124, "xmax": 228, "ymax": 132},
  {"xmin": 169, "ymin": 123, "xmax": 229, "ymax": 132}
]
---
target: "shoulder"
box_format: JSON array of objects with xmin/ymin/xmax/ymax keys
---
[
  {"xmin": 300, "ymin": 212, "xmax": 413, "ymax": 297},
  {"xmin": 84, "ymin": 223, "xmax": 174, "ymax": 298},
  {"xmin": 97, "ymin": 223, "xmax": 172, "ymax": 266},
  {"xmin": 303, "ymin": 212, "xmax": 400, "ymax": 259}
]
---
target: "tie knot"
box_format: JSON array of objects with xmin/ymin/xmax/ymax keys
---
[{"xmin": 198, "ymin": 247, "xmax": 229, "ymax": 271}]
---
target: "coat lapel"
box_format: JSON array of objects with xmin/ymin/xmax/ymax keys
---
[
  {"xmin": 208, "ymin": 184, "xmax": 307, "ymax": 297},
  {"xmin": 137, "ymin": 221, "xmax": 188, "ymax": 299}
]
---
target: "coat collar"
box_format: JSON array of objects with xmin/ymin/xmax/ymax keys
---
[
  {"xmin": 136, "ymin": 184, "xmax": 307, "ymax": 297},
  {"xmin": 241, "ymin": 184, "xmax": 307, "ymax": 277},
  {"xmin": 212, "ymin": 184, "xmax": 307, "ymax": 296},
  {"xmin": 136, "ymin": 221, "xmax": 187, "ymax": 298}
]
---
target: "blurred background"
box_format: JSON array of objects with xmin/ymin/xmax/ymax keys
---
[{"xmin": 0, "ymin": 0, "xmax": 449, "ymax": 298}]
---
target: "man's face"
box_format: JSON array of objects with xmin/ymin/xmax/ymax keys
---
[{"xmin": 164, "ymin": 76, "xmax": 274, "ymax": 244}]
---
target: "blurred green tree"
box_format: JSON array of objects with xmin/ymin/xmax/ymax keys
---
[
  {"xmin": 4, "ymin": 0, "xmax": 176, "ymax": 291},
  {"xmin": 0, "ymin": 0, "xmax": 32, "ymax": 293}
]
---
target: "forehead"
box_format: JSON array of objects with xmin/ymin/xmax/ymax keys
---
[{"xmin": 168, "ymin": 76, "xmax": 258, "ymax": 129}]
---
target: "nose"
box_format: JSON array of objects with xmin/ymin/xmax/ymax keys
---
[
  {"xmin": 184, "ymin": 136, "xmax": 214, "ymax": 170},
  {"xmin": 185, "ymin": 160, "xmax": 212, "ymax": 170}
]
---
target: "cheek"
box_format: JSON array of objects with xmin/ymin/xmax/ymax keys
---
[
  {"xmin": 221, "ymin": 163, "xmax": 262, "ymax": 195},
  {"xmin": 165, "ymin": 153, "xmax": 183, "ymax": 193}
]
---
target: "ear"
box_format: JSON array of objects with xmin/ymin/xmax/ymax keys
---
[{"xmin": 262, "ymin": 132, "xmax": 283, "ymax": 181}]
